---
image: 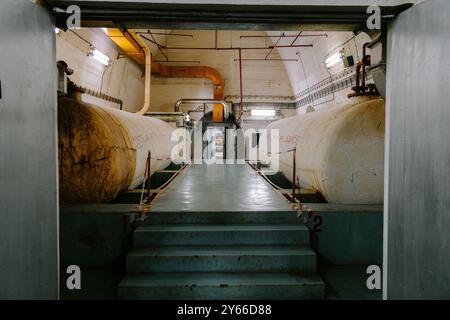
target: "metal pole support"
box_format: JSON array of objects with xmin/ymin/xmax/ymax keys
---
[
  {"xmin": 292, "ymin": 147, "xmax": 296, "ymax": 202},
  {"xmin": 146, "ymin": 151, "xmax": 152, "ymax": 201}
]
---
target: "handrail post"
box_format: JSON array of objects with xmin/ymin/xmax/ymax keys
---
[
  {"xmin": 146, "ymin": 151, "xmax": 152, "ymax": 201},
  {"xmin": 256, "ymin": 143, "xmax": 259, "ymax": 171},
  {"xmin": 292, "ymin": 147, "xmax": 296, "ymax": 202}
]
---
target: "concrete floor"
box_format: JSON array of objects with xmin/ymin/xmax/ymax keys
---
[{"xmin": 150, "ymin": 164, "xmax": 293, "ymax": 212}]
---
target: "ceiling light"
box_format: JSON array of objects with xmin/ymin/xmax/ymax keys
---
[
  {"xmin": 251, "ymin": 109, "xmax": 276, "ymax": 117},
  {"xmin": 55, "ymin": 27, "xmax": 61, "ymax": 35}
]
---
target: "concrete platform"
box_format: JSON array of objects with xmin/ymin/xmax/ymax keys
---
[{"xmin": 150, "ymin": 164, "xmax": 293, "ymax": 212}]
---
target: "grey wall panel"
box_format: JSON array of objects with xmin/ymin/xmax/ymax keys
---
[
  {"xmin": 385, "ymin": 0, "xmax": 450, "ymax": 299},
  {"xmin": 0, "ymin": 0, "xmax": 59, "ymax": 299}
]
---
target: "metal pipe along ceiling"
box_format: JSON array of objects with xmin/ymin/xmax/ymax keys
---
[
  {"xmin": 151, "ymin": 62, "xmax": 224, "ymax": 100},
  {"xmin": 104, "ymin": 29, "xmax": 225, "ymax": 113}
]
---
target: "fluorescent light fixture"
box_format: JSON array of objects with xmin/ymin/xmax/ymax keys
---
[
  {"xmin": 90, "ymin": 47, "xmax": 111, "ymax": 66},
  {"xmin": 326, "ymin": 51, "xmax": 343, "ymax": 68},
  {"xmin": 251, "ymin": 109, "xmax": 276, "ymax": 117}
]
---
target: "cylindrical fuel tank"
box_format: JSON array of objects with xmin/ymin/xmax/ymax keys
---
[
  {"xmin": 266, "ymin": 96, "xmax": 385, "ymax": 204},
  {"xmin": 58, "ymin": 92, "xmax": 173, "ymax": 203}
]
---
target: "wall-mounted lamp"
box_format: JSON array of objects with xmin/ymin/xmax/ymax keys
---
[
  {"xmin": 89, "ymin": 46, "xmax": 111, "ymax": 66},
  {"xmin": 251, "ymin": 109, "xmax": 276, "ymax": 117},
  {"xmin": 325, "ymin": 50, "xmax": 344, "ymax": 68}
]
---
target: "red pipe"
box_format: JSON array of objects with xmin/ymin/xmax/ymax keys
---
[
  {"xmin": 140, "ymin": 32, "xmax": 313, "ymax": 52},
  {"xmin": 265, "ymin": 34, "xmax": 284, "ymax": 60},
  {"xmin": 268, "ymin": 45, "xmax": 313, "ymax": 49},
  {"xmin": 138, "ymin": 32, "xmax": 193, "ymax": 37},
  {"xmin": 240, "ymin": 34, "xmax": 327, "ymax": 39},
  {"xmin": 154, "ymin": 60, "xmax": 200, "ymax": 63},
  {"xmin": 148, "ymin": 32, "xmax": 168, "ymax": 61},
  {"xmin": 156, "ymin": 45, "xmax": 312, "ymax": 51},
  {"xmin": 233, "ymin": 59, "xmax": 298, "ymax": 62},
  {"xmin": 290, "ymin": 31, "xmax": 303, "ymax": 46}
]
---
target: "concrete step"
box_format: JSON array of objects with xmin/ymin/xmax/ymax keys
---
[
  {"xmin": 143, "ymin": 211, "xmax": 300, "ymax": 225},
  {"xmin": 133, "ymin": 224, "xmax": 310, "ymax": 247},
  {"xmin": 118, "ymin": 272, "xmax": 325, "ymax": 300},
  {"xmin": 126, "ymin": 246, "xmax": 317, "ymax": 273}
]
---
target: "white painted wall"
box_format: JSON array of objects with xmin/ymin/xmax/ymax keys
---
[{"xmin": 56, "ymin": 28, "xmax": 145, "ymax": 112}]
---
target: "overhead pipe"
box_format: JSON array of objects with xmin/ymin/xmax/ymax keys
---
[
  {"xmin": 137, "ymin": 31, "xmax": 193, "ymax": 38},
  {"xmin": 265, "ymin": 34, "xmax": 284, "ymax": 60},
  {"xmin": 104, "ymin": 29, "xmax": 226, "ymax": 115},
  {"xmin": 106, "ymin": 30, "xmax": 312, "ymax": 121},
  {"xmin": 174, "ymin": 99, "xmax": 229, "ymax": 120},
  {"xmin": 141, "ymin": 31, "xmax": 169, "ymax": 61},
  {"xmin": 135, "ymin": 38, "xmax": 152, "ymax": 115},
  {"xmin": 146, "ymin": 112, "xmax": 186, "ymax": 116},
  {"xmin": 160, "ymin": 45, "xmax": 313, "ymax": 51},
  {"xmin": 138, "ymin": 30, "xmax": 313, "ymax": 122},
  {"xmin": 152, "ymin": 62, "xmax": 224, "ymax": 100},
  {"xmin": 141, "ymin": 30, "xmax": 313, "ymax": 52},
  {"xmin": 104, "ymin": 28, "xmax": 151, "ymax": 114},
  {"xmin": 144, "ymin": 112, "xmax": 187, "ymax": 126},
  {"xmin": 233, "ymin": 59, "xmax": 298, "ymax": 62},
  {"xmin": 139, "ymin": 32, "xmax": 225, "ymax": 100},
  {"xmin": 290, "ymin": 31, "xmax": 303, "ymax": 46},
  {"xmin": 240, "ymin": 34, "xmax": 327, "ymax": 39},
  {"xmin": 154, "ymin": 60, "xmax": 201, "ymax": 63}
]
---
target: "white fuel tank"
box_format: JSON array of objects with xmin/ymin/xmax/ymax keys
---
[
  {"xmin": 266, "ymin": 96, "xmax": 385, "ymax": 204},
  {"xmin": 58, "ymin": 92, "xmax": 173, "ymax": 204}
]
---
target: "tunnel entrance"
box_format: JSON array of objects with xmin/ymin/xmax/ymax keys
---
[
  {"xmin": 5, "ymin": 0, "xmax": 450, "ymax": 302},
  {"xmin": 2, "ymin": 0, "xmax": 421, "ymax": 301},
  {"xmin": 54, "ymin": 22, "xmax": 388, "ymax": 300}
]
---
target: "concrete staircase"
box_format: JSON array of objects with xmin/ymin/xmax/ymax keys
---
[{"xmin": 118, "ymin": 211, "xmax": 325, "ymax": 299}]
